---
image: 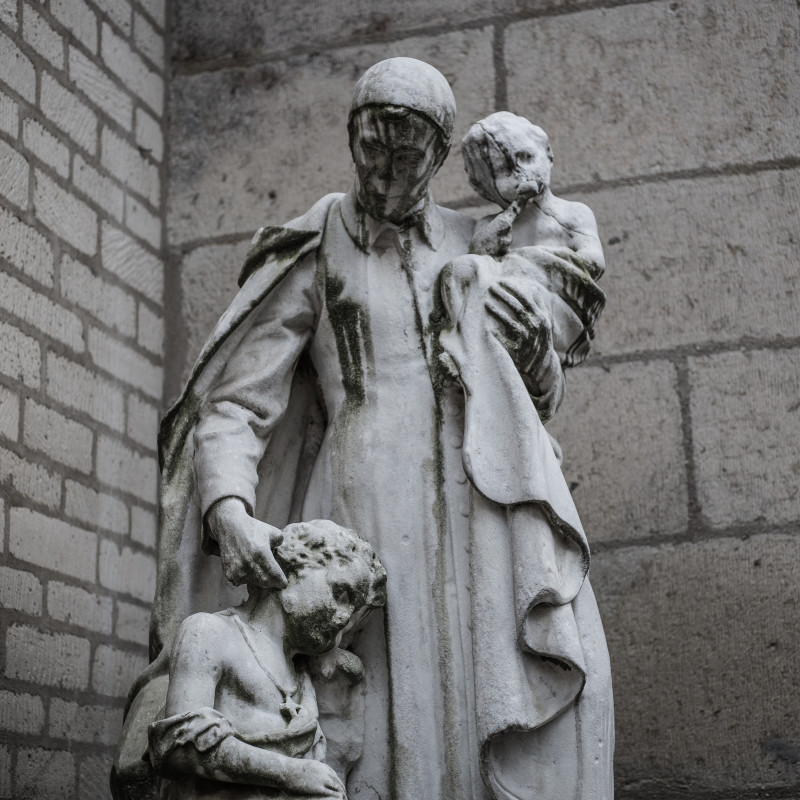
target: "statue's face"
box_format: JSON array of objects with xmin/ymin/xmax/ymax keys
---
[
  {"xmin": 488, "ymin": 136, "xmax": 553, "ymax": 205},
  {"xmin": 350, "ymin": 106, "xmax": 447, "ymax": 224},
  {"xmin": 280, "ymin": 561, "xmax": 370, "ymax": 655}
]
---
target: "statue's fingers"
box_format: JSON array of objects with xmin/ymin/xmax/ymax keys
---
[
  {"xmin": 498, "ymin": 280, "xmax": 542, "ymax": 315},
  {"xmin": 253, "ymin": 547, "xmax": 288, "ymax": 589},
  {"xmin": 485, "ymin": 301, "xmax": 526, "ymax": 339},
  {"xmin": 268, "ymin": 527, "xmax": 284, "ymax": 548}
]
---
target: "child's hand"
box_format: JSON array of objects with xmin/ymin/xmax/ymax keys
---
[{"xmin": 281, "ymin": 758, "xmax": 346, "ymax": 798}]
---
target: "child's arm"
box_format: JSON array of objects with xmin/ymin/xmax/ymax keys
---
[{"xmin": 151, "ymin": 614, "xmax": 346, "ymax": 798}]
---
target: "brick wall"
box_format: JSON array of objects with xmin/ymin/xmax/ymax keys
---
[
  {"xmin": 0, "ymin": 0, "xmax": 166, "ymax": 796},
  {"xmin": 167, "ymin": 1, "xmax": 800, "ymax": 799}
]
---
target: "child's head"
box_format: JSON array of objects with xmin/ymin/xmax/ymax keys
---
[
  {"xmin": 462, "ymin": 112, "xmax": 554, "ymax": 208},
  {"xmin": 273, "ymin": 520, "xmax": 387, "ymax": 655}
]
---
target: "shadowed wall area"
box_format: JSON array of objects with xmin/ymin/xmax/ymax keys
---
[{"xmin": 0, "ymin": 0, "xmax": 798, "ymax": 798}]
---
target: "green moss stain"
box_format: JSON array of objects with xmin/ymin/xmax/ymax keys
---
[{"xmin": 398, "ymin": 235, "xmax": 463, "ymax": 800}]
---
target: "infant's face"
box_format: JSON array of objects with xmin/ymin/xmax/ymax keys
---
[
  {"xmin": 280, "ymin": 561, "xmax": 370, "ymax": 655},
  {"xmin": 489, "ymin": 138, "xmax": 552, "ymax": 206}
]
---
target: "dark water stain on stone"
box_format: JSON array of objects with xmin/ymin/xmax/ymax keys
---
[{"xmin": 763, "ymin": 738, "xmax": 800, "ymax": 764}]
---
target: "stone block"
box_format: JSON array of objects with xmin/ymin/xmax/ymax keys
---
[
  {"xmin": 585, "ymin": 168, "xmax": 800, "ymax": 357},
  {"xmin": 16, "ymin": 747, "xmax": 76, "ymax": 799},
  {"xmin": 23, "ymin": 399, "xmax": 94, "ymax": 474},
  {"xmin": 69, "ymin": 46, "xmax": 132, "ymax": 129},
  {"xmin": 10, "ymin": 507, "xmax": 97, "ymax": 581},
  {"xmin": 0, "ymin": 31, "xmax": 35, "ymax": 102},
  {"xmin": 0, "ymin": 0, "xmax": 17, "ymax": 28},
  {"xmin": 23, "ymin": 119, "xmax": 70, "ymax": 178},
  {"xmin": 65, "ymin": 479, "xmax": 128, "ymax": 535},
  {"xmin": 5, "ymin": 624, "xmax": 90, "ymax": 689},
  {"xmin": 101, "ymin": 221, "xmax": 163, "ymax": 304},
  {"xmin": 116, "ymin": 600, "xmax": 150, "ymax": 645},
  {"xmin": 88, "ymin": 327, "xmax": 162, "ymax": 398},
  {"xmin": 0, "ymin": 690, "xmax": 44, "ymax": 734},
  {"xmin": 0, "ymin": 270, "xmax": 84, "ymax": 352},
  {"xmin": 506, "ymin": 0, "xmax": 800, "ymax": 186},
  {"xmin": 130, "ymin": 505, "xmax": 156, "ymax": 548},
  {"xmin": 94, "ymin": 0, "xmax": 132, "ymax": 35},
  {"xmin": 0, "ymin": 746, "xmax": 10, "ymax": 798},
  {"xmin": 168, "ymin": 27, "xmax": 494, "ymax": 243},
  {"xmin": 96, "ymin": 434, "xmax": 158, "ymax": 502},
  {"xmin": 47, "ymin": 352, "xmax": 126, "ymax": 431},
  {"xmin": 0, "ymin": 321, "xmax": 40, "ymax": 388},
  {"xmin": 73, "ymin": 153, "xmax": 125, "ymax": 220},
  {"xmin": 136, "ymin": 302, "xmax": 163, "ymax": 356},
  {"xmin": 41, "ymin": 73, "xmax": 98, "ymax": 156},
  {"xmin": 22, "ymin": 4, "xmax": 65, "ymax": 69},
  {"xmin": 34, "ymin": 170, "xmax": 98, "ymax": 256},
  {"xmin": 101, "ymin": 125, "xmax": 160, "ymax": 207},
  {"xmin": 52, "ymin": 0, "xmax": 98, "ymax": 54},
  {"xmin": 591, "ymin": 533, "xmax": 800, "ymax": 793},
  {"xmin": 79, "ymin": 755, "xmax": 113, "ymax": 799},
  {"xmin": 547, "ymin": 360, "xmax": 687, "ymax": 543},
  {"xmin": 0, "ymin": 136, "xmax": 30, "ymax": 208},
  {"xmin": 179, "ymin": 241, "xmax": 247, "ymax": 377},
  {"xmin": 0, "ymin": 204, "xmax": 55, "ymax": 287},
  {"xmin": 172, "ymin": 0, "xmax": 495, "ymax": 63},
  {"xmin": 134, "ymin": 11, "xmax": 164, "ymax": 69},
  {"xmin": 0, "ymin": 447, "xmax": 61, "ymax": 509},
  {"xmin": 0, "ymin": 566, "xmax": 42, "ymax": 615},
  {"xmin": 99, "ymin": 538, "xmax": 156, "ymax": 602},
  {"xmin": 101, "ymin": 22, "xmax": 162, "ymax": 114},
  {"xmin": 48, "ymin": 581, "xmax": 113, "ymax": 633},
  {"xmin": 127, "ymin": 393, "xmax": 158, "ymax": 450},
  {"xmin": 92, "ymin": 643, "xmax": 148, "ymax": 697},
  {"xmin": 125, "ymin": 193, "xmax": 161, "ymax": 248},
  {"xmin": 689, "ymin": 348, "xmax": 800, "ymax": 528},
  {"xmin": 0, "ymin": 384, "xmax": 20, "ymax": 441},
  {"xmin": 0, "ymin": 88, "xmax": 19, "ymax": 137},
  {"xmin": 62, "ymin": 254, "xmax": 136, "ymax": 336},
  {"xmin": 135, "ymin": 107, "xmax": 163, "ymax": 162},
  {"xmin": 50, "ymin": 697, "xmax": 123, "ymax": 744}
]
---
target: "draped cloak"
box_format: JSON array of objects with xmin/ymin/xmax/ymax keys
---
[{"xmin": 113, "ymin": 191, "xmax": 613, "ymax": 800}]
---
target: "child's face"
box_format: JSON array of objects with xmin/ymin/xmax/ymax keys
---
[
  {"xmin": 280, "ymin": 560, "xmax": 370, "ymax": 655},
  {"xmin": 488, "ymin": 136, "xmax": 552, "ymax": 205}
]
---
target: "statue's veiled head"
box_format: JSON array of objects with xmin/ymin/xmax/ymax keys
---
[{"xmin": 348, "ymin": 57, "xmax": 456, "ymax": 224}]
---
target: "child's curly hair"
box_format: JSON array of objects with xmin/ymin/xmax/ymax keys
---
[{"xmin": 276, "ymin": 519, "xmax": 387, "ymax": 609}]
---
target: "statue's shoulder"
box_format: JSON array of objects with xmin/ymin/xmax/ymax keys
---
[{"xmin": 437, "ymin": 203, "xmax": 478, "ymax": 239}]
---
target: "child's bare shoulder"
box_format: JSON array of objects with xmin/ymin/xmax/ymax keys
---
[
  {"xmin": 545, "ymin": 194, "xmax": 598, "ymax": 236},
  {"xmin": 174, "ymin": 611, "xmax": 239, "ymax": 656}
]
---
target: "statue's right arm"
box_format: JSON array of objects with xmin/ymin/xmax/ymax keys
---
[{"xmin": 194, "ymin": 252, "xmax": 320, "ymax": 588}]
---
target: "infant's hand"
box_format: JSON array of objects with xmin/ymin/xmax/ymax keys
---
[
  {"xmin": 282, "ymin": 759, "xmax": 346, "ymax": 798},
  {"xmin": 207, "ymin": 498, "xmax": 287, "ymax": 589}
]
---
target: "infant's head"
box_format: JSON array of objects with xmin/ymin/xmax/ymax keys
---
[
  {"xmin": 462, "ymin": 112, "xmax": 554, "ymax": 208},
  {"xmin": 274, "ymin": 520, "xmax": 386, "ymax": 655}
]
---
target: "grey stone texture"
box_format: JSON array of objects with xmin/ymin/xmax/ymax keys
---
[
  {"xmin": 164, "ymin": 2, "xmax": 800, "ymax": 799},
  {"xmin": 0, "ymin": 0, "xmax": 165, "ymax": 793},
  {"xmin": 592, "ymin": 534, "xmax": 800, "ymax": 794}
]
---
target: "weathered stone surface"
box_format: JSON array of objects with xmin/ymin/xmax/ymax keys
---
[
  {"xmin": 0, "ymin": 204, "xmax": 55, "ymax": 287},
  {"xmin": 115, "ymin": 600, "xmax": 150, "ymax": 645},
  {"xmin": 96, "ymin": 434, "xmax": 158, "ymax": 501},
  {"xmin": 23, "ymin": 399, "xmax": 94, "ymax": 474},
  {"xmin": 178, "ymin": 241, "xmax": 247, "ymax": 379},
  {"xmin": 41, "ymin": 72, "xmax": 97, "ymax": 155},
  {"xmin": 69, "ymin": 46, "xmax": 133, "ymax": 129},
  {"xmin": 23, "ymin": 5, "xmax": 64, "ymax": 70},
  {"xmin": 65, "ymin": 479, "xmax": 129, "ymax": 535},
  {"xmin": 48, "ymin": 581, "xmax": 114, "ymax": 633},
  {"xmin": 169, "ymin": 28, "xmax": 494, "ymax": 243},
  {"xmin": 0, "ymin": 566, "xmax": 42, "ymax": 615},
  {"xmin": 88, "ymin": 326, "xmax": 162, "ymax": 399},
  {"xmin": 17, "ymin": 747, "xmax": 76, "ymax": 799},
  {"xmin": 689, "ymin": 348, "xmax": 800, "ymax": 528},
  {"xmin": 548, "ymin": 360, "xmax": 688, "ymax": 542},
  {"xmin": 584, "ymin": 168, "xmax": 800, "ymax": 357},
  {"xmin": 50, "ymin": 698, "xmax": 123, "ymax": 745},
  {"xmin": 506, "ymin": 0, "xmax": 800, "ymax": 186},
  {"xmin": 98, "ymin": 538, "xmax": 156, "ymax": 602},
  {"xmin": 92, "ymin": 643, "xmax": 148, "ymax": 697},
  {"xmin": 173, "ymin": 0, "xmax": 496, "ymax": 63},
  {"xmin": 101, "ymin": 221, "xmax": 163, "ymax": 303},
  {"xmin": 591, "ymin": 533, "xmax": 800, "ymax": 793},
  {"xmin": 0, "ymin": 690, "xmax": 44, "ymax": 734},
  {"xmin": 23, "ymin": 118, "xmax": 70, "ymax": 178},
  {"xmin": 34, "ymin": 170, "xmax": 98, "ymax": 256},
  {"xmin": 5, "ymin": 624, "xmax": 91, "ymax": 689}
]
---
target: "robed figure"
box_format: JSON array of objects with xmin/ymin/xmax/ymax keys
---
[{"xmin": 114, "ymin": 58, "xmax": 614, "ymax": 800}]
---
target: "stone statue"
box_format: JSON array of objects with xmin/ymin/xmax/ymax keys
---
[
  {"xmin": 147, "ymin": 520, "xmax": 385, "ymax": 800},
  {"xmin": 113, "ymin": 57, "xmax": 613, "ymax": 800}
]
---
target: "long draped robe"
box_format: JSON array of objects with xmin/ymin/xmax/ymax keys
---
[{"xmin": 116, "ymin": 190, "xmax": 613, "ymax": 800}]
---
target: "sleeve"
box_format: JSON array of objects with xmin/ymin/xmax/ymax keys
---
[
  {"xmin": 148, "ymin": 707, "xmax": 235, "ymax": 775},
  {"xmin": 193, "ymin": 251, "xmax": 320, "ymax": 519}
]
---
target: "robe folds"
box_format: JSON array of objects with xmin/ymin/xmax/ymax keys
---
[{"xmin": 115, "ymin": 191, "xmax": 613, "ymax": 800}]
